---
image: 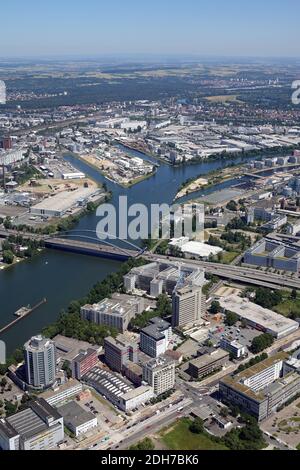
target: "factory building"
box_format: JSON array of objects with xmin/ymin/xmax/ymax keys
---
[
  {"xmin": 0, "ymin": 399, "xmax": 64, "ymax": 451},
  {"xmin": 57, "ymin": 401, "xmax": 97, "ymax": 437},
  {"xmin": 82, "ymin": 366, "xmax": 153, "ymax": 412},
  {"xmin": 118, "ymin": 386, "xmax": 154, "ymax": 412},
  {"xmin": 30, "ymin": 186, "xmax": 99, "ymax": 218}
]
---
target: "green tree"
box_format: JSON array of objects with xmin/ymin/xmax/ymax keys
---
[
  {"xmin": 224, "ymin": 310, "xmax": 239, "ymax": 327},
  {"xmin": 129, "ymin": 438, "xmax": 155, "ymax": 450},
  {"xmin": 2, "ymin": 250, "xmax": 14, "ymax": 264},
  {"xmin": 226, "ymin": 200, "xmax": 238, "ymax": 212},
  {"xmin": 189, "ymin": 417, "xmax": 204, "ymax": 434},
  {"xmin": 210, "ymin": 301, "xmax": 221, "ymax": 315},
  {"xmin": 62, "ymin": 361, "xmax": 72, "ymax": 379},
  {"xmin": 0, "ymin": 377, "xmax": 7, "ymax": 388},
  {"xmin": 251, "ymin": 334, "xmax": 274, "ymax": 354},
  {"xmin": 291, "ymin": 289, "xmax": 298, "ymax": 300}
]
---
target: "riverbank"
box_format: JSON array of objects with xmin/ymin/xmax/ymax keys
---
[
  {"xmin": 174, "ymin": 153, "xmax": 300, "ymax": 201},
  {"xmin": 0, "ymin": 149, "xmax": 276, "ymax": 354},
  {"xmin": 64, "ymin": 149, "xmax": 156, "ymax": 188},
  {"xmin": 174, "ymin": 163, "xmax": 245, "ymax": 200}
]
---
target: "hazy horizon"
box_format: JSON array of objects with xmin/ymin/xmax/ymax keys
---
[{"xmin": 1, "ymin": 0, "xmax": 300, "ymax": 59}]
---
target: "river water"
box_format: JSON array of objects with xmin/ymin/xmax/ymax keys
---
[{"xmin": 0, "ymin": 147, "xmax": 261, "ymax": 354}]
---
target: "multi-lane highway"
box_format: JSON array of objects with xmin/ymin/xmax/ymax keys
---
[{"xmin": 145, "ymin": 253, "xmax": 300, "ymax": 290}]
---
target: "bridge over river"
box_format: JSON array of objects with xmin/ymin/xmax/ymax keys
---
[{"xmin": 0, "ymin": 228, "xmax": 142, "ymax": 261}]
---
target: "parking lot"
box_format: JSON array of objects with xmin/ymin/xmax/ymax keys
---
[
  {"xmin": 81, "ymin": 388, "xmax": 124, "ymax": 428},
  {"xmin": 209, "ymin": 321, "xmax": 262, "ymax": 353}
]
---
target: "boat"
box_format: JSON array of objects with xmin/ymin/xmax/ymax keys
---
[{"xmin": 14, "ymin": 305, "xmax": 31, "ymax": 317}]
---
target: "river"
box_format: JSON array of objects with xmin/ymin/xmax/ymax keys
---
[{"xmin": 0, "ymin": 146, "xmax": 262, "ymax": 354}]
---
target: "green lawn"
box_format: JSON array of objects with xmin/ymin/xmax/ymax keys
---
[
  {"xmin": 160, "ymin": 418, "xmax": 228, "ymax": 451},
  {"xmin": 273, "ymin": 294, "xmax": 300, "ymax": 317},
  {"xmin": 221, "ymin": 251, "xmax": 239, "ymax": 264}
]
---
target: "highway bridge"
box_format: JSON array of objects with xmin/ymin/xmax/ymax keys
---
[
  {"xmin": 145, "ymin": 253, "xmax": 300, "ymax": 291},
  {"xmin": 1, "ymin": 228, "xmax": 300, "ymax": 288},
  {"xmin": 0, "ymin": 228, "xmax": 141, "ymax": 261},
  {"xmin": 44, "ymin": 238, "xmax": 140, "ymax": 261}
]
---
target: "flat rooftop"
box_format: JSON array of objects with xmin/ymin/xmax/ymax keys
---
[
  {"xmin": 53, "ymin": 335, "xmax": 100, "ymax": 362},
  {"xmin": 180, "ymin": 241, "xmax": 223, "ymax": 257},
  {"xmin": 189, "ymin": 349, "xmax": 229, "ymax": 369},
  {"xmin": 83, "ymin": 293, "xmax": 143, "ymax": 317},
  {"xmin": 221, "ymin": 352, "xmax": 289, "ymax": 401},
  {"xmin": 130, "ymin": 261, "xmax": 205, "ymax": 288},
  {"xmin": 41, "ymin": 379, "xmax": 82, "ymax": 401},
  {"xmin": 219, "ymin": 295, "xmax": 299, "ymax": 337},
  {"xmin": 31, "ymin": 186, "xmax": 98, "ymax": 213},
  {"xmin": 141, "ymin": 317, "xmax": 171, "ymax": 341},
  {"xmin": 121, "ymin": 385, "xmax": 152, "ymax": 401},
  {"xmin": 144, "ymin": 356, "xmax": 175, "ymax": 371},
  {"xmin": 5, "ymin": 399, "xmax": 61, "ymax": 441},
  {"xmin": 58, "ymin": 401, "xmax": 96, "ymax": 428}
]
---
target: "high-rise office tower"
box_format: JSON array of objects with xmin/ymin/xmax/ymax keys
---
[{"xmin": 24, "ymin": 335, "xmax": 56, "ymax": 389}]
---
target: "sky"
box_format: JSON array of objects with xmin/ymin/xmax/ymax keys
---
[{"xmin": 0, "ymin": 0, "xmax": 300, "ymax": 58}]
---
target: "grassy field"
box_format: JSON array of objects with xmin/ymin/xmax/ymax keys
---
[
  {"xmin": 205, "ymin": 95, "xmax": 243, "ymax": 104},
  {"xmin": 160, "ymin": 419, "xmax": 228, "ymax": 451},
  {"xmin": 221, "ymin": 251, "xmax": 240, "ymax": 264},
  {"xmin": 273, "ymin": 293, "xmax": 300, "ymax": 317}
]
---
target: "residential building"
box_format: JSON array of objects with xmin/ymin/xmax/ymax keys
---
[
  {"xmin": 140, "ymin": 317, "xmax": 172, "ymax": 358},
  {"xmin": 142, "ymin": 357, "xmax": 176, "ymax": 396},
  {"xmin": 0, "ymin": 399, "xmax": 64, "ymax": 451},
  {"xmin": 24, "ymin": 335, "xmax": 56, "ymax": 390}
]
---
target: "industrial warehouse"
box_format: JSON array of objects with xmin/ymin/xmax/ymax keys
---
[
  {"xmin": 29, "ymin": 185, "xmax": 101, "ymax": 218},
  {"xmin": 218, "ymin": 295, "xmax": 299, "ymax": 339}
]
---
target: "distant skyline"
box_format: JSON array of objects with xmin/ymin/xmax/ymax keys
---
[{"xmin": 1, "ymin": 0, "xmax": 300, "ymax": 58}]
